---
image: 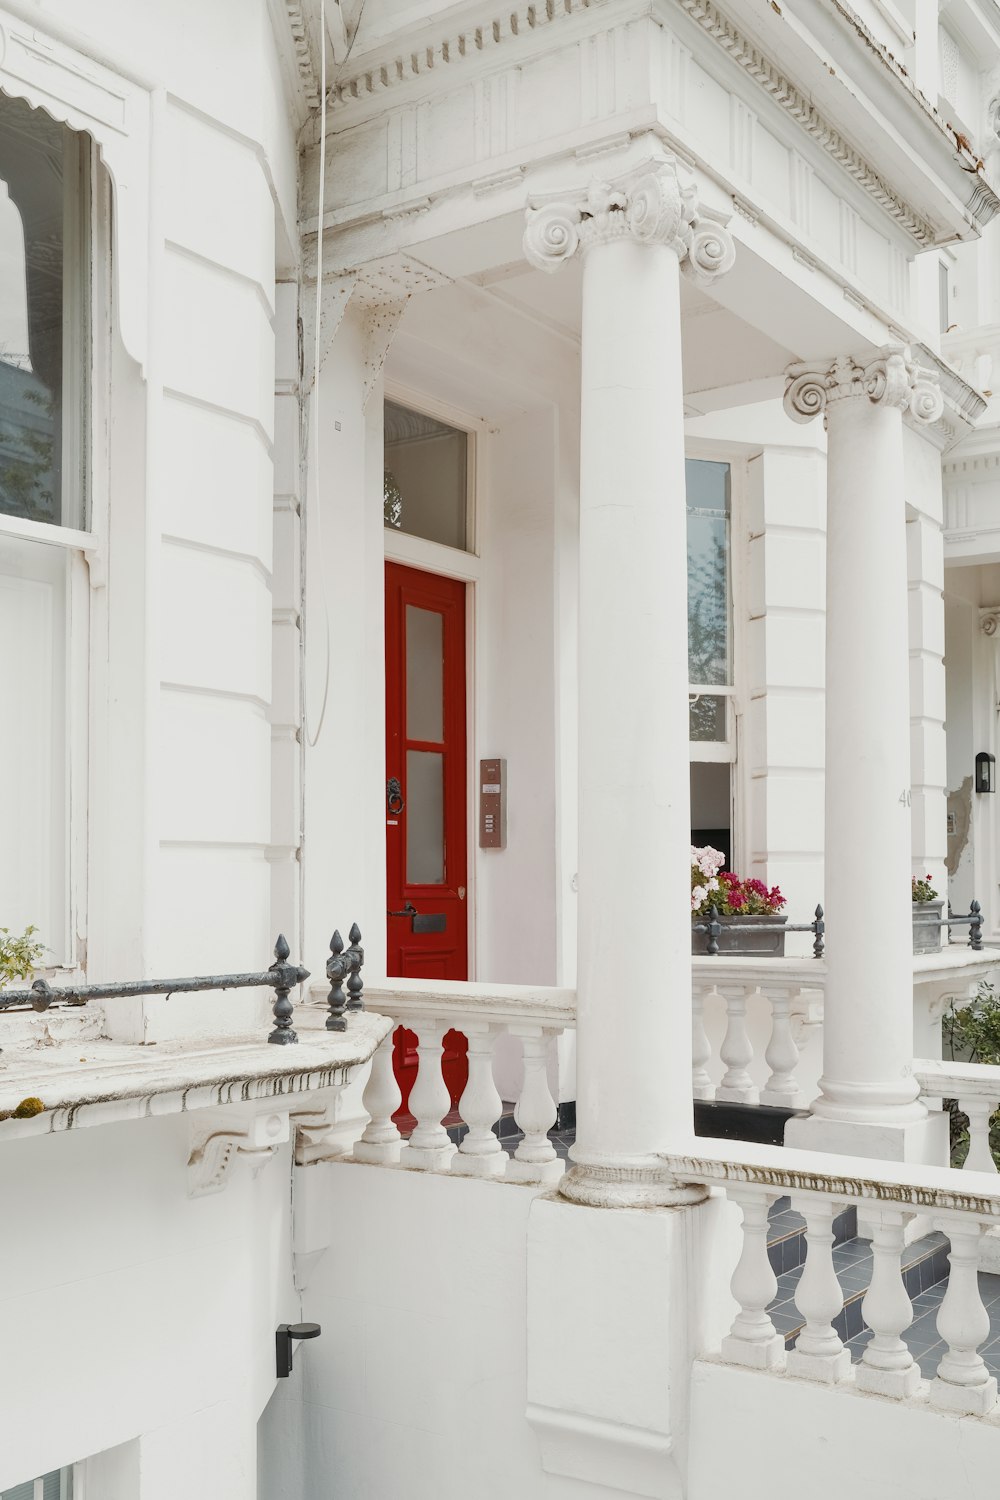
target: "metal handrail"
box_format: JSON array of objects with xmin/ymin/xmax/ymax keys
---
[
  {"xmin": 0, "ymin": 934, "xmax": 311, "ymax": 1046},
  {"xmin": 912, "ymin": 899, "xmax": 984, "ymax": 951},
  {"xmin": 692, "ymin": 904, "xmax": 825, "ymax": 958}
]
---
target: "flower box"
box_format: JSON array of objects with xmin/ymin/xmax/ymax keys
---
[
  {"xmin": 691, "ymin": 912, "xmax": 787, "ymax": 957},
  {"xmin": 913, "ymin": 899, "xmax": 944, "ymax": 955}
]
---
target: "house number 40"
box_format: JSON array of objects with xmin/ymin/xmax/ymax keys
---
[{"xmin": 899, "ymin": 789, "xmax": 911, "ymax": 806}]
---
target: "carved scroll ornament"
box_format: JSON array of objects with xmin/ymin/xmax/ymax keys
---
[
  {"xmin": 784, "ymin": 349, "xmax": 944, "ymax": 427},
  {"xmin": 522, "ymin": 159, "xmax": 736, "ymax": 287}
]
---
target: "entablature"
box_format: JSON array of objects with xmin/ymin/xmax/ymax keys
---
[{"xmin": 303, "ymin": 0, "xmax": 998, "ymax": 256}]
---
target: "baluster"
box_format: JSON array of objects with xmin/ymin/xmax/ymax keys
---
[
  {"xmin": 692, "ymin": 985, "xmax": 715, "ymax": 1100},
  {"xmin": 787, "ymin": 1198, "xmax": 851, "ymax": 1382},
  {"xmin": 507, "ymin": 1024, "xmax": 564, "ymax": 1185},
  {"xmin": 856, "ymin": 1208, "xmax": 919, "ymax": 1397},
  {"xmin": 720, "ymin": 1188, "xmax": 785, "ymax": 1369},
  {"xmin": 325, "ymin": 931, "xmax": 347, "ymax": 1032},
  {"xmin": 346, "ymin": 923, "xmax": 365, "ymax": 1012},
  {"xmin": 400, "ymin": 1017, "xmax": 456, "ymax": 1171},
  {"xmin": 970, "ymin": 899, "xmax": 983, "ymax": 951},
  {"xmin": 959, "ymin": 1097, "xmax": 998, "ymax": 1174},
  {"xmin": 929, "ymin": 1217, "xmax": 999, "ymax": 1414},
  {"xmin": 812, "ymin": 904, "xmax": 825, "ymax": 959},
  {"xmin": 354, "ymin": 1030, "xmax": 403, "ymax": 1165},
  {"xmin": 760, "ymin": 986, "xmax": 801, "ymax": 1107},
  {"xmin": 452, "ymin": 1021, "xmax": 506, "ymax": 1178},
  {"xmin": 717, "ymin": 987, "xmax": 758, "ymax": 1104}
]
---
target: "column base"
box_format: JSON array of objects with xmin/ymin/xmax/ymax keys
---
[
  {"xmin": 720, "ymin": 1332, "xmax": 786, "ymax": 1370},
  {"xmin": 399, "ymin": 1141, "xmax": 456, "ymax": 1171},
  {"xmin": 507, "ymin": 1156, "xmax": 566, "ymax": 1186},
  {"xmin": 353, "ymin": 1139, "xmax": 402, "ymax": 1166},
  {"xmin": 855, "ymin": 1360, "xmax": 922, "ymax": 1399},
  {"xmin": 786, "ymin": 1346, "xmax": 852, "ymax": 1383},
  {"xmin": 784, "ymin": 1108, "xmax": 948, "ymax": 1166},
  {"xmin": 929, "ymin": 1374, "xmax": 998, "ymax": 1416},
  {"xmin": 451, "ymin": 1148, "xmax": 507, "ymax": 1179},
  {"xmin": 559, "ymin": 1156, "xmax": 708, "ymax": 1209}
]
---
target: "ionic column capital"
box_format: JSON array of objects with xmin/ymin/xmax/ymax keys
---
[
  {"xmin": 784, "ymin": 347, "xmax": 943, "ymax": 427},
  {"xmin": 522, "ymin": 157, "xmax": 736, "ymax": 286}
]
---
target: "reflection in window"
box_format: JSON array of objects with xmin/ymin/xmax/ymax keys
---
[
  {"xmin": 384, "ymin": 400, "xmax": 468, "ymax": 550},
  {"xmin": 0, "ymin": 95, "xmax": 87, "ymax": 528},
  {"xmin": 686, "ymin": 458, "xmax": 731, "ymax": 741}
]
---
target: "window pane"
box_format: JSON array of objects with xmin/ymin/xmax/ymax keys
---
[
  {"xmin": 384, "ymin": 401, "xmax": 468, "ymax": 550},
  {"xmin": 0, "ymin": 95, "xmax": 86, "ymax": 528},
  {"xmin": 0, "ymin": 536, "xmax": 67, "ymax": 958},
  {"xmin": 406, "ymin": 605, "xmax": 443, "ymax": 742},
  {"xmin": 406, "ymin": 749, "xmax": 445, "ymax": 884},
  {"xmin": 686, "ymin": 458, "xmax": 731, "ymax": 687},
  {"xmin": 691, "ymin": 762, "xmax": 731, "ymax": 869},
  {"xmin": 689, "ymin": 694, "xmax": 727, "ymax": 742}
]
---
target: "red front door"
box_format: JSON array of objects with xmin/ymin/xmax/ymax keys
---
[{"xmin": 385, "ymin": 563, "xmax": 469, "ymax": 1118}]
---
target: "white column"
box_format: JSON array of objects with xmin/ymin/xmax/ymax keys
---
[
  {"xmin": 524, "ymin": 159, "xmax": 734, "ymax": 1208},
  {"xmin": 784, "ymin": 351, "xmax": 943, "ymax": 1155}
]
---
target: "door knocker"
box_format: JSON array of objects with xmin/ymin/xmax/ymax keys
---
[{"xmin": 386, "ymin": 776, "xmax": 404, "ymax": 815}]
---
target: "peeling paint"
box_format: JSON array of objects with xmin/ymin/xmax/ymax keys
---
[{"xmin": 947, "ymin": 774, "xmax": 973, "ymax": 876}]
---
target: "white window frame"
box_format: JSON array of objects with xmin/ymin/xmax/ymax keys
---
[
  {"xmin": 686, "ymin": 446, "xmax": 746, "ymax": 872},
  {"xmin": 0, "ymin": 129, "xmax": 110, "ymax": 972}
]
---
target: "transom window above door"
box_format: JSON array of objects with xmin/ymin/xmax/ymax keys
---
[{"xmin": 383, "ymin": 400, "xmax": 470, "ymax": 551}]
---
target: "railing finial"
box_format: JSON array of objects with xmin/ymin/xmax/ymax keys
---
[{"xmin": 326, "ymin": 931, "xmax": 348, "ymax": 1032}]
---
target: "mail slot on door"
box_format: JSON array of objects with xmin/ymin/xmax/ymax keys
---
[{"xmin": 480, "ymin": 757, "xmax": 507, "ymax": 849}]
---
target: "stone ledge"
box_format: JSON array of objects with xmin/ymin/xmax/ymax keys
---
[{"xmin": 0, "ymin": 1009, "xmax": 391, "ymax": 1140}]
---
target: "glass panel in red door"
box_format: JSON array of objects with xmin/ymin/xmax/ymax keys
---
[{"xmin": 385, "ymin": 563, "xmax": 469, "ymax": 1124}]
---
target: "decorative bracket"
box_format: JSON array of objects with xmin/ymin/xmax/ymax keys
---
[
  {"xmin": 187, "ymin": 1109, "xmax": 290, "ymax": 1197},
  {"xmin": 300, "ymin": 252, "xmax": 451, "ymax": 393},
  {"xmin": 292, "ymin": 1099, "xmax": 348, "ymax": 1166}
]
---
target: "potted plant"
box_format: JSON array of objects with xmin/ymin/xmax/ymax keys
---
[
  {"xmin": 912, "ymin": 874, "xmax": 944, "ymax": 955},
  {"xmin": 691, "ymin": 847, "xmax": 788, "ymax": 956},
  {"xmin": 0, "ymin": 925, "xmax": 45, "ymax": 987}
]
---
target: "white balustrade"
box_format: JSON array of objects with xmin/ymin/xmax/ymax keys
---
[
  {"xmin": 662, "ymin": 1144, "xmax": 1000, "ymax": 1419},
  {"xmin": 402, "ymin": 1018, "xmax": 457, "ymax": 1171},
  {"xmin": 786, "ymin": 1198, "xmax": 852, "ymax": 1383},
  {"xmin": 717, "ymin": 987, "xmax": 757, "ymax": 1104},
  {"xmin": 760, "ymin": 988, "xmax": 801, "ymax": 1107},
  {"xmin": 507, "ymin": 1023, "xmax": 564, "ymax": 1185},
  {"xmin": 350, "ymin": 979, "xmax": 574, "ymax": 1185},
  {"xmin": 692, "ymin": 961, "xmax": 821, "ymax": 1108},
  {"xmin": 452, "ymin": 1020, "xmax": 505, "ymax": 1178},
  {"xmin": 691, "ymin": 986, "xmax": 714, "ymax": 1101},
  {"xmin": 915, "ymin": 1059, "xmax": 1000, "ymax": 1176},
  {"xmin": 720, "ymin": 1188, "xmax": 785, "ymax": 1369},
  {"xmin": 930, "ymin": 1217, "xmax": 998, "ymax": 1414},
  {"xmin": 354, "ymin": 1031, "xmax": 403, "ymax": 1165},
  {"xmin": 856, "ymin": 1208, "xmax": 920, "ymax": 1397}
]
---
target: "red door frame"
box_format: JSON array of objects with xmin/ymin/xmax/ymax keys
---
[{"xmin": 385, "ymin": 562, "xmax": 469, "ymax": 1120}]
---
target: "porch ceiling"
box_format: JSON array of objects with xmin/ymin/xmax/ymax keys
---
[{"xmin": 470, "ymin": 257, "xmax": 796, "ymax": 408}]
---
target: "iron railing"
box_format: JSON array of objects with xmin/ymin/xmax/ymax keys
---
[
  {"xmin": 913, "ymin": 899, "xmax": 985, "ymax": 951},
  {"xmin": 0, "ymin": 926, "xmax": 366, "ymax": 1045},
  {"xmin": 692, "ymin": 904, "xmax": 825, "ymax": 958}
]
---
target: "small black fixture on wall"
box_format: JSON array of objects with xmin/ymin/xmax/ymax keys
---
[
  {"xmin": 276, "ymin": 1322, "xmax": 322, "ymax": 1378},
  {"xmin": 976, "ymin": 752, "xmax": 996, "ymax": 795}
]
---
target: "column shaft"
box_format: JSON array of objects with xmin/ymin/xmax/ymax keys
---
[
  {"xmin": 571, "ymin": 235, "xmax": 695, "ymax": 1179},
  {"xmin": 815, "ymin": 394, "xmax": 922, "ymax": 1122}
]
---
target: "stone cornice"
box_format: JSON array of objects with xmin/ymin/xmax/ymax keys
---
[
  {"xmin": 317, "ymin": 0, "xmax": 958, "ymax": 249},
  {"xmin": 673, "ymin": 0, "xmax": 939, "ymax": 245},
  {"xmin": 328, "ymin": 0, "xmax": 610, "ymax": 110}
]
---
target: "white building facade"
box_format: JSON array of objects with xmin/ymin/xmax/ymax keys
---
[{"xmin": 3, "ymin": 0, "xmax": 1000, "ymax": 1496}]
